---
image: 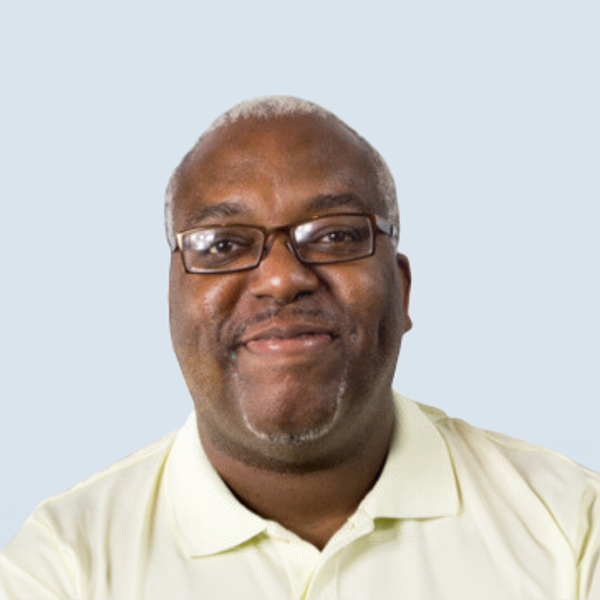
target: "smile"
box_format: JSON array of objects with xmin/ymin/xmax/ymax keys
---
[{"xmin": 237, "ymin": 323, "xmax": 338, "ymax": 357}]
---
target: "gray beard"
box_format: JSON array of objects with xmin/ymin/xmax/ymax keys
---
[{"xmin": 236, "ymin": 370, "xmax": 348, "ymax": 446}]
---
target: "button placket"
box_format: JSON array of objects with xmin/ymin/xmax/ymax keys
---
[
  {"xmin": 304, "ymin": 512, "xmax": 374, "ymax": 599},
  {"xmin": 266, "ymin": 523, "xmax": 321, "ymax": 599}
]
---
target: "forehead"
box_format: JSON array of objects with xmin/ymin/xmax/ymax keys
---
[{"xmin": 173, "ymin": 115, "xmax": 384, "ymax": 227}]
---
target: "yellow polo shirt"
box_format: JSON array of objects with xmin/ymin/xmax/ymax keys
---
[{"xmin": 2, "ymin": 394, "xmax": 599, "ymax": 599}]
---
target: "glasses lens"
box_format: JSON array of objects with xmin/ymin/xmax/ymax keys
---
[
  {"xmin": 181, "ymin": 226, "xmax": 263, "ymax": 273},
  {"xmin": 293, "ymin": 215, "xmax": 374, "ymax": 263}
]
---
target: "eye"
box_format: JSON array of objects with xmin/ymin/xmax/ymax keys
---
[
  {"xmin": 314, "ymin": 228, "xmax": 360, "ymax": 244},
  {"xmin": 187, "ymin": 230, "xmax": 254, "ymax": 256},
  {"xmin": 208, "ymin": 238, "xmax": 243, "ymax": 255}
]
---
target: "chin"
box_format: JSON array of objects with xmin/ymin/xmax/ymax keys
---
[{"xmin": 231, "ymin": 369, "xmax": 348, "ymax": 446}]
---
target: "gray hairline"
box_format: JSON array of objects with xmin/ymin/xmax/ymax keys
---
[{"xmin": 164, "ymin": 96, "xmax": 399, "ymax": 251}]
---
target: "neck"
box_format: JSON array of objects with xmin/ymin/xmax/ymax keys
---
[{"xmin": 199, "ymin": 400, "xmax": 395, "ymax": 550}]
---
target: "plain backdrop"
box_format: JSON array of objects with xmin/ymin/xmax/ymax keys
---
[{"xmin": 0, "ymin": 0, "xmax": 598, "ymax": 548}]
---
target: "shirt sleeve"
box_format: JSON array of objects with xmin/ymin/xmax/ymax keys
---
[
  {"xmin": 1, "ymin": 515, "xmax": 77, "ymax": 600},
  {"xmin": 577, "ymin": 478, "xmax": 600, "ymax": 599}
]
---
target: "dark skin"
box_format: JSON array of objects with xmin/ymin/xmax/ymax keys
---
[{"xmin": 169, "ymin": 114, "xmax": 412, "ymax": 549}]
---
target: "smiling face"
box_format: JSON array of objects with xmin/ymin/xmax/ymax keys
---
[{"xmin": 169, "ymin": 114, "xmax": 411, "ymax": 471}]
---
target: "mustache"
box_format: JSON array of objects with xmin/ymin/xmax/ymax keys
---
[{"xmin": 228, "ymin": 306, "xmax": 344, "ymax": 348}]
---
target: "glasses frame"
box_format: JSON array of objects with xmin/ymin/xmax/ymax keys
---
[{"xmin": 175, "ymin": 212, "xmax": 396, "ymax": 274}]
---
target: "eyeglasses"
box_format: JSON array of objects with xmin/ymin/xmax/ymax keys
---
[{"xmin": 175, "ymin": 213, "xmax": 395, "ymax": 274}]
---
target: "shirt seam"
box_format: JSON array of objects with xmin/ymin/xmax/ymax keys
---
[
  {"xmin": 37, "ymin": 434, "xmax": 177, "ymax": 511},
  {"xmin": 2, "ymin": 540, "xmax": 67, "ymax": 600},
  {"xmin": 29, "ymin": 514, "xmax": 79, "ymax": 596}
]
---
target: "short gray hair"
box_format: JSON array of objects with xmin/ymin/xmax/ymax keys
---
[{"xmin": 164, "ymin": 96, "xmax": 399, "ymax": 250}]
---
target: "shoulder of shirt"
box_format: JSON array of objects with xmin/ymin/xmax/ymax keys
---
[
  {"xmin": 409, "ymin": 395, "xmax": 600, "ymax": 550},
  {"xmin": 413, "ymin": 397, "xmax": 600, "ymax": 483},
  {"xmin": 30, "ymin": 426, "xmax": 181, "ymax": 525}
]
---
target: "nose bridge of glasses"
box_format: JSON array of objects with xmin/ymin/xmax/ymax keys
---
[{"xmin": 261, "ymin": 224, "xmax": 301, "ymax": 261}]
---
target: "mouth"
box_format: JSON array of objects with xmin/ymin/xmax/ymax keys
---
[{"xmin": 237, "ymin": 323, "xmax": 339, "ymax": 357}]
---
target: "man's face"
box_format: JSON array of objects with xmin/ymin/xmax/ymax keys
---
[{"xmin": 169, "ymin": 114, "xmax": 411, "ymax": 470}]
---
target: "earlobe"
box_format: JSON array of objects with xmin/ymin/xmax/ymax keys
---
[{"xmin": 396, "ymin": 253, "xmax": 412, "ymax": 333}]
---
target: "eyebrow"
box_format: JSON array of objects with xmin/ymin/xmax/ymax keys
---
[
  {"xmin": 304, "ymin": 193, "xmax": 370, "ymax": 213},
  {"xmin": 184, "ymin": 193, "xmax": 369, "ymax": 228},
  {"xmin": 185, "ymin": 201, "xmax": 250, "ymax": 226}
]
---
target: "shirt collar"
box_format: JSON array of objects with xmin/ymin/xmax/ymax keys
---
[
  {"xmin": 360, "ymin": 392, "xmax": 460, "ymax": 520},
  {"xmin": 165, "ymin": 412, "xmax": 267, "ymax": 558},
  {"xmin": 166, "ymin": 393, "xmax": 459, "ymax": 557}
]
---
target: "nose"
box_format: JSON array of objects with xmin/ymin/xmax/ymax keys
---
[{"xmin": 246, "ymin": 233, "xmax": 319, "ymax": 304}]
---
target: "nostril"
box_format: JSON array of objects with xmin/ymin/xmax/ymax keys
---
[{"xmin": 294, "ymin": 290, "xmax": 314, "ymax": 301}]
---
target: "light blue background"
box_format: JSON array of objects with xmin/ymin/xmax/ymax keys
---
[{"xmin": 1, "ymin": 1, "xmax": 598, "ymax": 548}]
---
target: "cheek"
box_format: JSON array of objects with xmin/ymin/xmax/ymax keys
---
[
  {"xmin": 169, "ymin": 262, "xmax": 241, "ymax": 359},
  {"xmin": 169, "ymin": 268, "xmax": 250, "ymax": 410},
  {"xmin": 330, "ymin": 258, "xmax": 403, "ymax": 354}
]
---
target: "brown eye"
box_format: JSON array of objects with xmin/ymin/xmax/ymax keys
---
[
  {"xmin": 208, "ymin": 239, "xmax": 237, "ymax": 255},
  {"xmin": 311, "ymin": 226, "xmax": 364, "ymax": 245},
  {"xmin": 202, "ymin": 235, "xmax": 253, "ymax": 256},
  {"xmin": 321, "ymin": 230, "xmax": 357, "ymax": 243}
]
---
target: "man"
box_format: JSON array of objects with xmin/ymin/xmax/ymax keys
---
[{"xmin": 1, "ymin": 96, "xmax": 599, "ymax": 599}]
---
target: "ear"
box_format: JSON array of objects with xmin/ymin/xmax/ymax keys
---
[{"xmin": 396, "ymin": 253, "xmax": 413, "ymax": 333}]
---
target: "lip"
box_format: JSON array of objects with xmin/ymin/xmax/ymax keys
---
[{"xmin": 236, "ymin": 322, "xmax": 339, "ymax": 357}]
